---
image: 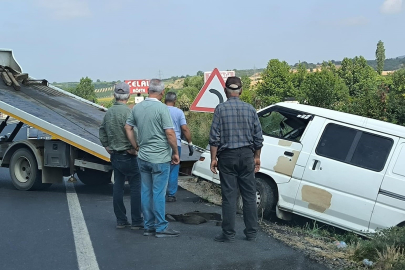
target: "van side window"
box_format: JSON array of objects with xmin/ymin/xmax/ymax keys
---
[
  {"xmin": 316, "ymin": 123, "xmax": 393, "ymax": 172},
  {"xmin": 258, "ymin": 109, "xmax": 310, "ymax": 142}
]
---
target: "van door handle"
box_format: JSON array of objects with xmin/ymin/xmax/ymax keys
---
[
  {"xmin": 312, "ymin": 160, "xmax": 319, "ymax": 170},
  {"xmin": 284, "ymin": 151, "xmax": 294, "ymax": 157}
]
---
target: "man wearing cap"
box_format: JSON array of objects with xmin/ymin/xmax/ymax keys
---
[
  {"xmin": 125, "ymin": 79, "xmax": 181, "ymax": 238},
  {"xmin": 164, "ymin": 92, "xmax": 193, "ymax": 202},
  {"xmin": 209, "ymin": 76, "xmax": 264, "ymax": 242},
  {"xmin": 99, "ymin": 82, "xmax": 144, "ymax": 230}
]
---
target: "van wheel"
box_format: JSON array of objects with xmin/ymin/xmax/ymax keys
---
[
  {"xmin": 9, "ymin": 148, "xmax": 51, "ymax": 191},
  {"xmin": 77, "ymin": 169, "xmax": 112, "ymax": 185},
  {"xmin": 237, "ymin": 176, "xmax": 277, "ymax": 219}
]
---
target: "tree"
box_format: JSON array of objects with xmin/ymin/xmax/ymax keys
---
[
  {"xmin": 299, "ymin": 64, "xmax": 349, "ymax": 109},
  {"xmin": 292, "ymin": 62, "xmax": 308, "ymax": 90},
  {"xmin": 196, "ymin": 71, "xmax": 204, "ymax": 77},
  {"xmin": 338, "ymin": 56, "xmax": 378, "ymax": 97},
  {"xmin": 72, "ymin": 77, "xmax": 97, "ymax": 102},
  {"xmin": 255, "ymin": 59, "xmax": 295, "ymax": 107},
  {"xmin": 376, "ymin": 40, "xmax": 386, "ymax": 75},
  {"xmin": 96, "ymin": 79, "xmax": 101, "ymax": 82}
]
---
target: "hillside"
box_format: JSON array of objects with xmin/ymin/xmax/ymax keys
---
[{"xmin": 54, "ymin": 55, "xmax": 404, "ymax": 98}]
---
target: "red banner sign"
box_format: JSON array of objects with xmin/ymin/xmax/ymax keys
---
[{"xmin": 125, "ymin": 80, "xmax": 150, "ymax": 94}]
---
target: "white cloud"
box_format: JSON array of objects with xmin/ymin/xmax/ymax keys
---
[
  {"xmin": 338, "ymin": 16, "xmax": 369, "ymax": 26},
  {"xmin": 380, "ymin": 0, "xmax": 403, "ymax": 14},
  {"xmin": 36, "ymin": 0, "xmax": 91, "ymax": 19}
]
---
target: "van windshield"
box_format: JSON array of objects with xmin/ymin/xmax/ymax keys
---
[{"xmin": 258, "ymin": 108, "xmax": 311, "ymax": 142}]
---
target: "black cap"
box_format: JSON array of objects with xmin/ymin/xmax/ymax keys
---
[{"xmin": 225, "ymin": 76, "xmax": 242, "ymax": 90}]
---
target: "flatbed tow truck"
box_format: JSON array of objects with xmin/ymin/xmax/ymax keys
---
[{"xmin": 0, "ymin": 49, "xmax": 202, "ymax": 190}]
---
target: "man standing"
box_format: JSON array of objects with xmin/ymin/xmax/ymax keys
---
[
  {"xmin": 125, "ymin": 79, "xmax": 180, "ymax": 238},
  {"xmin": 209, "ymin": 77, "xmax": 263, "ymax": 242},
  {"xmin": 99, "ymin": 82, "xmax": 143, "ymax": 229},
  {"xmin": 164, "ymin": 92, "xmax": 193, "ymax": 202}
]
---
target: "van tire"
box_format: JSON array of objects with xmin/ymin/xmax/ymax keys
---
[
  {"xmin": 77, "ymin": 169, "xmax": 112, "ymax": 185},
  {"xmin": 9, "ymin": 148, "xmax": 51, "ymax": 191},
  {"xmin": 237, "ymin": 176, "xmax": 277, "ymax": 220}
]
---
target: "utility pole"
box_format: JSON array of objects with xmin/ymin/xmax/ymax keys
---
[{"xmin": 158, "ymin": 70, "xmax": 163, "ymax": 80}]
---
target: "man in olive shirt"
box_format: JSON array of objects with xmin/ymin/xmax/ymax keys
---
[
  {"xmin": 125, "ymin": 79, "xmax": 180, "ymax": 238},
  {"xmin": 99, "ymin": 82, "xmax": 143, "ymax": 229}
]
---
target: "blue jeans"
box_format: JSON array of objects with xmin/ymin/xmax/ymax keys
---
[
  {"xmin": 137, "ymin": 158, "xmax": 170, "ymax": 232},
  {"xmin": 167, "ymin": 146, "xmax": 181, "ymax": 197},
  {"xmin": 111, "ymin": 153, "xmax": 143, "ymax": 225}
]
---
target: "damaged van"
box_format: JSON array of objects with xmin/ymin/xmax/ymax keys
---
[{"xmin": 192, "ymin": 102, "xmax": 405, "ymax": 235}]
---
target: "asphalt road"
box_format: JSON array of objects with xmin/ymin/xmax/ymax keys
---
[{"xmin": 0, "ymin": 167, "xmax": 328, "ymax": 270}]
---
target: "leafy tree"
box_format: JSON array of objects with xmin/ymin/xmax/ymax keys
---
[
  {"xmin": 299, "ymin": 63, "xmax": 349, "ymax": 109},
  {"xmin": 96, "ymin": 79, "xmax": 101, "ymax": 82},
  {"xmin": 256, "ymin": 59, "xmax": 295, "ymax": 107},
  {"xmin": 196, "ymin": 71, "xmax": 204, "ymax": 77},
  {"xmin": 72, "ymin": 77, "xmax": 97, "ymax": 102},
  {"xmin": 183, "ymin": 76, "xmax": 204, "ymax": 90},
  {"xmin": 387, "ymin": 69, "xmax": 405, "ymax": 125},
  {"xmin": 338, "ymin": 56, "xmax": 378, "ymax": 97},
  {"xmin": 292, "ymin": 62, "xmax": 308, "ymax": 90},
  {"xmin": 241, "ymin": 75, "xmax": 251, "ymax": 91},
  {"xmin": 376, "ymin": 40, "xmax": 386, "ymax": 75}
]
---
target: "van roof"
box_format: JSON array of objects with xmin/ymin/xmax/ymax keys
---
[{"xmin": 268, "ymin": 102, "xmax": 405, "ymax": 138}]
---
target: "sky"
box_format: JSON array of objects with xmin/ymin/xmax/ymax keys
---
[{"xmin": 1, "ymin": 0, "xmax": 404, "ymax": 82}]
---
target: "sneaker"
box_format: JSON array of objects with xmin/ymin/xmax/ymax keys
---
[
  {"xmin": 166, "ymin": 196, "xmax": 176, "ymax": 202},
  {"xmin": 143, "ymin": 229, "xmax": 156, "ymax": 236},
  {"xmin": 116, "ymin": 221, "xmax": 131, "ymax": 229},
  {"xmin": 214, "ymin": 234, "xmax": 235, "ymax": 243},
  {"xmin": 131, "ymin": 223, "xmax": 144, "ymax": 230},
  {"xmin": 155, "ymin": 228, "xmax": 180, "ymax": 238}
]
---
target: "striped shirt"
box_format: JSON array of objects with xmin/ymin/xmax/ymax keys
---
[{"xmin": 209, "ymin": 97, "xmax": 263, "ymax": 154}]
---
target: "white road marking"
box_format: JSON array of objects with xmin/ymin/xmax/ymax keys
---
[{"xmin": 65, "ymin": 180, "xmax": 100, "ymax": 270}]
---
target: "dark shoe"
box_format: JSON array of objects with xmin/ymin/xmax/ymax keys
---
[
  {"xmin": 246, "ymin": 236, "xmax": 257, "ymax": 242},
  {"xmin": 155, "ymin": 228, "xmax": 180, "ymax": 238},
  {"xmin": 166, "ymin": 196, "xmax": 177, "ymax": 202},
  {"xmin": 116, "ymin": 221, "xmax": 131, "ymax": 229},
  {"xmin": 131, "ymin": 222, "xmax": 144, "ymax": 230},
  {"xmin": 143, "ymin": 229, "xmax": 156, "ymax": 236},
  {"xmin": 214, "ymin": 234, "xmax": 235, "ymax": 243}
]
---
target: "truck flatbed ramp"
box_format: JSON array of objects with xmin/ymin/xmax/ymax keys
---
[{"xmin": 0, "ymin": 79, "xmax": 109, "ymax": 161}]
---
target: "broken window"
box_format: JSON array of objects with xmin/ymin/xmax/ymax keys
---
[{"xmin": 258, "ymin": 107, "xmax": 311, "ymax": 142}]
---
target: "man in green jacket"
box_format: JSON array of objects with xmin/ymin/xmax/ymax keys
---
[{"xmin": 99, "ymin": 82, "xmax": 143, "ymax": 229}]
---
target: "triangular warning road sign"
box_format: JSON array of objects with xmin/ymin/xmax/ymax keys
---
[{"xmin": 190, "ymin": 68, "xmax": 226, "ymax": 113}]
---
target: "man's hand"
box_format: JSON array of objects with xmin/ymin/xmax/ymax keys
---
[
  {"xmin": 210, "ymin": 159, "xmax": 218, "ymax": 174},
  {"xmin": 171, "ymin": 154, "xmax": 180, "ymax": 165},
  {"xmin": 127, "ymin": 148, "xmax": 138, "ymax": 156},
  {"xmin": 254, "ymin": 157, "xmax": 261, "ymax": 173},
  {"xmin": 188, "ymin": 143, "xmax": 194, "ymax": 156},
  {"xmin": 105, "ymin": 147, "xmax": 112, "ymax": 154}
]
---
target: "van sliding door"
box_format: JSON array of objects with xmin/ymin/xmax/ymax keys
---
[{"xmin": 294, "ymin": 120, "xmax": 396, "ymax": 233}]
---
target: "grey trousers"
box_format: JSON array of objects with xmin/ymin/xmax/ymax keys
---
[{"xmin": 218, "ymin": 147, "xmax": 258, "ymax": 238}]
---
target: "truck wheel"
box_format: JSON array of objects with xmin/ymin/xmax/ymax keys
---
[
  {"xmin": 9, "ymin": 148, "xmax": 51, "ymax": 191},
  {"xmin": 237, "ymin": 176, "xmax": 277, "ymax": 219},
  {"xmin": 77, "ymin": 169, "xmax": 112, "ymax": 185}
]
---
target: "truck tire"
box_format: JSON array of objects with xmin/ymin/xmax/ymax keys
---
[
  {"xmin": 77, "ymin": 169, "xmax": 112, "ymax": 185},
  {"xmin": 237, "ymin": 176, "xmax": 277, "ymax": 219},
  {"xmin": 9, "ymin": 148, "xmax": 51, "ymax": 191}
]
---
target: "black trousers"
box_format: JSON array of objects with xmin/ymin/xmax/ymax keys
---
[{"xmin": 218, "ymin": 147, "xmax": 258, "ymax": 238}]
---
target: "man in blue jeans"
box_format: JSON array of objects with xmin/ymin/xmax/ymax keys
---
[
  {"xmin": 125, "ymin": 79, "xmax": 180, "ymax": 238},
  {"xmin": 164, "ymin": 92, "xmax": 193, "ymax": 202},
  {"xmin": 99, "ymin": 82, "xmax": 143, "ymax": 229}
]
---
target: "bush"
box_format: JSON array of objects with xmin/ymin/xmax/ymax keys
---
[
  {"xmin": 186, "ymin": 112, "xmax": 213, "ymax": 148},
  {"xmin": 353, "ymin": 227, "xmax": 405, "ymax": 265}
]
